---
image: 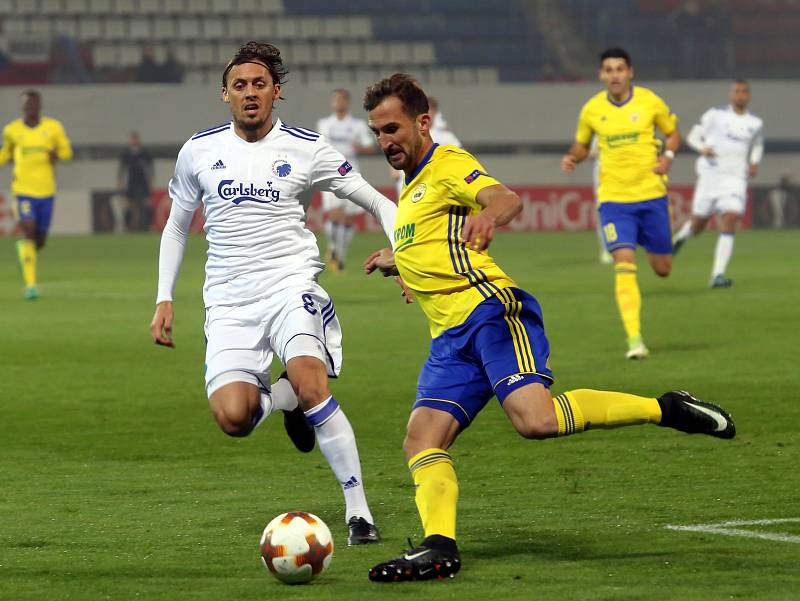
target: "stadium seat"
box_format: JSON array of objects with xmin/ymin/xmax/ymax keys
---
[
  {"xmin": 40, "ymin": 0, "xmax": 64, "ymax": 15},
  {"xmin": 62, "ymin": 0, "xmax": 89, "ymax": 15},
  {"xmin": 29, "ymin": 18, "xmax": 53, "ymax": 36},
  {"xmin": 88, "ymin": 0, "xmax": 113, "ymax": 13},
  {"xmin": 176, "ymin": 16, "xmax": 202, "ymax": 40},
  {"xmin": 3, "ymin": 16, "xmax": 27, "ymax": 35},
  {"xmin": 299, "ymin": 17, "xmax": 324, "ymax": 39},
  {"xmin": 315, "ymin": 42, "xmax": 339, "ymax": 65},
  {"xmin": 77, "ymin": 17, "xmax": 103, "ymax": 41},
  {"xmin": 138, "ymin": 0, "xmax": 161, "ymax": 14},
  {"xmin": 348, "ymin": 17, "xmax": 373, "ymax": 38},
  {"xmin": 185, "ymin": 0, "xmax": 210, "ymax": 14},
  {"xmin": 202, "ymin": 16, "xmax": 225, "ymax": 39},
  {"xmin": 192, "ymin": 42, "xmax": 216, "ymax": 66},
  {"xmin": 0, "ymin": 0, "xmax": 15, "ymax": 16},
  {"xmin": 322, "ymin": 17, "xmax": 349, "ymax": 39},
  {"xmin": 103, "ymin": 17, "xmax": 128, "ymax": 41},
  {"xmin": 118, "ymin": 43, "xmax": 142, "ymax": 67},
  {"xmin": 115, "ymin": 0, "xmax": 137, "ymax": 15},
  {"xmin": 338, "ymin": 43, "xmax": 365, "ymax": 65},
  {"xmin": 152, "ymin": 17, "xmax": 176, "ymax": 41},
  {"xmin": 227, "ymin": 17, "xmax": 251, "ymax": 38},
  {"xmin": 163, "ymin": 0, "xmax": 186, "ymax": 14},
  {"xmin": 91, "ymin": 42, "xmax": 118, "ymax": 68},
  {"xmin": 52, "ymin": 17, "xmax": 80, "ymax": 38},
  {"xmin": 128, "ymin": 17, "xmax": 153, "ymax": 40}
]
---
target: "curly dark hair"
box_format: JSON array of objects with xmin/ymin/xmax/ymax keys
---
[
  {"xmin": 363, "ymin": 73, "xmax": 429, "ymax": 118},
  {"xmin": 222, "ymin": 41, "xmax": 289, "ymax": 89}
]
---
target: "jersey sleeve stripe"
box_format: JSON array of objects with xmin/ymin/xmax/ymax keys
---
[
  {"xmin": 279, "ymin": 124, "xmax": 320, "ymax": 140},
  {"xmin": 192, "ymin": 125, "xmax": 231, "ymax": 140},
  {"xmin": 191, "ymin": 123, "xmax": 230, "ymax": 139},
  {"xmin": 284, "ymin": 124, "xmax": 320, "ymax": 136},
  {"xmin": 279, "ymin": 126, "xmax": 319, "ymax": 141}
]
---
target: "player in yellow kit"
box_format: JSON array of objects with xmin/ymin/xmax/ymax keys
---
[
  {"xmin": 361, "ymin": 74, "xmax": 733, "ymax": 583},
  {"xmin": 0, "ymin": 90, "xmax": 73, "ymax": 299},
  {"xmin": 562, "ymin": 48, "xmax": 681, "ymax": 359}
]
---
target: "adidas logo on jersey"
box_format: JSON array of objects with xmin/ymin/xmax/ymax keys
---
[
  {"xmin": 506, "ymin": 374, "xmax": 524, "ymax": 386},
  {"xmin": 211, "ymin": 159, "xmax": 226, "ymax": 170}
]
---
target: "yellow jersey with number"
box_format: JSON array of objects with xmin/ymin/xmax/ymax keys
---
[
  {"xmin": 575, "ymin": 86, "xmax": 677, "ymax": 203},
  {"xmin": 0, "ymin": 116, "xmax": 73, "ymax": 198},
  {"xmin": 393, "ymin": 144, "xmax": 516, "ymax": 338}
]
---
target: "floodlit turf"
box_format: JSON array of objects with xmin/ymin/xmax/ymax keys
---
[{"xmin": 1, "ymin": 230, "xmax": 798, "ymax": 600}]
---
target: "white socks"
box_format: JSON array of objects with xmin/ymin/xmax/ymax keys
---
[
  {"xmin": 250, "ymin": 376, "xmax": 298, "ymax": 430},
  {"xmin": 712, "ymin": 232, "xmax": 735, "ymax": 278},
  {"xmin": 674, "ymin": 219, "xmax": 693, "ymax": 243},
  {"xmin": 304, "ymin": 396, "xmax": 373, "ymax": 524}
]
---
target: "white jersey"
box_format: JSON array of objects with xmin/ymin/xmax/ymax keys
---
[
  {"xmin": 430, "ymin": 111, "xmax": 462, "ymax": 148},
  {"xmin": 315, "ymin": 113, "xmax": 373, "ymax": 171},
  {"xmin": 158, "ymin": 119, "xmax": 395, "ymax": 307},
  {"xmin": 687, "ymin": 105, "xmax": 764, "ymax": 180}
]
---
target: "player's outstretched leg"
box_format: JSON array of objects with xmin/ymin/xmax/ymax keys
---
[
  {"xmin": 303, "ymin": 392, "xmax": 380, "ymax": 545},
  {"xmin": 657, "ymin": 390, "xmax": 735, "ymax": 438},
  {"xmin": 369, "ymin": 535, "xmax": 461, "ymax": 582}
]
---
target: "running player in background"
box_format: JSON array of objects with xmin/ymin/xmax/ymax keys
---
[
  {"xmin": 561, "ymin": 47, "xmax": 681, "ymax": 359},
  {"xmin": 0, "ymin": 90, "xmax": 72, "ymax": 299},
  {"xmin": 672, "ymin": 80, "xmax": 764, "ymax": 288},
  {"xmin": 316, "ymin": 89, "xmax": 375, "ymax": 271},
  {"xmin": 150, "ymin": 42, "xmax": 396, "ymax": 545},
  {"xmin": 590, "ymin": 139, "xmax": 613, "ymax": 264},
  {"xmin": 362, "ymin": 73, "xmax": 734, "ymax": 583}
]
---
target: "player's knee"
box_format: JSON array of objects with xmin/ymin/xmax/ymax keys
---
[
  {"xmin": 513, "ymin": 413, "xmax": 558, "ymax": 439},
  {"xmin": 293, "ymin": 377, "xmax": 330, "ymax": 409},
  {"xmin": 210, "ymin": 399, "xmax": 255, "ymax": 437},
  {"xmin": 654, "ymin": 264, "xmax": 671, "ymax": 277}
]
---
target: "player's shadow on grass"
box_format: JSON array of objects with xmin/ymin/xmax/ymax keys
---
[{"xmin": 465, "ymin": 529, "xmax": 673, "ymax": 562}]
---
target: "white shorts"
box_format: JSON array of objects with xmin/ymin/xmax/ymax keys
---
[
  {"xmin": 203, "ymin": 282, "xmax": 342, "ymax": 396},
  {"xmin": 692, "ymin": 176, "xmax": 747, "ymax": 217},
  {"xmin": 321, "ymin": 191, "xmax": 364, "ymax": 217}
]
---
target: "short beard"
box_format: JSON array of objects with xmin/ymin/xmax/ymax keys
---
[{"xmin": 236, "ymin": 116, "xmax": 267, "ymax": 132}]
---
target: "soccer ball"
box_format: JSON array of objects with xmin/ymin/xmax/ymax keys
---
[{"xmin": 259, "ymin": 511, "xmax": 334, "ymax": 584}]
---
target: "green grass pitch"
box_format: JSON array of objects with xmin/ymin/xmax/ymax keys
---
[{"xmin": 1, "ymin": 230, "xmax": 798, "ymax": 600}]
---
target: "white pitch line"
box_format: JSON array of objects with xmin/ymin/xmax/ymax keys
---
[{"xmin": 666, "ymin": 518, "xmax": 800, "ymax": 544}]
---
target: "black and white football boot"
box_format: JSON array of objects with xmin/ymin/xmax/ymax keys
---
[
  {"xmin": 657, "ymin": 390, "xmax": 736, "ymax": 439},
  {"xmin": 369, "ymin": 535, "xmax": 460, "ymax": 582}
]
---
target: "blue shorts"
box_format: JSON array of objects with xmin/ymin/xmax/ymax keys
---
[
  {"xmin": 598, "ymin": 196, "xmax": 672, "ymax": 255},
  {"xmin": 16, "ymin": 196, "xmax": 55, "ymax": 234},
  {"xmin": 414, "ymin": 287, "xmax": 554, "ymax": 429}
]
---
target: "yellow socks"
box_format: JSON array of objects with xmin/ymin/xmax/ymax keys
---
[
  {"xmin": 614, "ymin": 261, "xmax": 641, "ymax": 344},
  {"xmin": 16, "ymin": 239, "xmax": 37, "ymax": 288},
  {"xmin": 552, "ymin": 389, "xmax": 662, "ymax": 434},
  {"xmin": 408, "ymin": 448, "xmax": 458, "ymax": 540}
]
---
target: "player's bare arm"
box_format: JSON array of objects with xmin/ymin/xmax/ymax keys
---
[
  {"xmin": 654, "ymin": 129, "xmax": 681, "ymax": 175},
  {"xmin": 561, "ymin": 142, "xmax": 591, "ymax": 173},
  {"xmin": 150, "ymin": 301, "xmax": 175, "ymax": 348},
  {"xmin": 462, "ymin": 184, "xmax": 522, "ymax": 251}
]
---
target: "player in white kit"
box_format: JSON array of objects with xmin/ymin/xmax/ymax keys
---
[
  {"xmin": 672, "ymin": 80, "xmax": 764, "ymax": 287},
  {"xmin": 149, "ymin": 42, "xmax": 396, "ymax": 545},
  {"xmin": 316, "ymin": 89, "xmax": 375, "ymax": 271}
]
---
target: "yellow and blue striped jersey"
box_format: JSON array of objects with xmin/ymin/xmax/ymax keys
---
[
  {"xmin": 0, "ymin": 116, "xmax": 72, "ymax": 198},
  {"xmin": 576, "ymin": 86, "xmax": 677, "ymax": 203},
  {"xmin": 394, "ymin": 144, "xmax": 516, "ymax": 338}
]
